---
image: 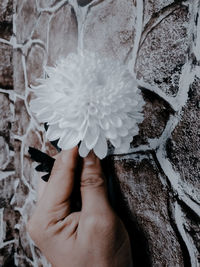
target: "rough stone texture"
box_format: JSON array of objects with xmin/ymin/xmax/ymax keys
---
[
  {"xmin": 0, "ymin": 43, "xmax": 13, "ymax": 88},
  {"xmin": 13, "ymin": 49, "xmax": 25, "ymax": 94},
  {"xmin": 37, "ymin": 0, "xmax": 57, "ymax": 9},
  {"xmin": 0, "ymin": 136, "xmax": 11, "ymax": 170},
  {"xmin": 135, "ymin": 5, "xmax": 189, "ymax": 96},
  {"xmin": 0, "ymin": 93, "xmax": 12, "ymax": 140},
  {"xmin": 47, "ymin": 4, "xmax": 78, "ymax": 66},
  {"xmin": 32, "ymin": 12, "xmax": 51, "ymax": 45},
  {"xmin": 83, "ymin": 0, "xmax": 137, "ymax": 62},
  {"xmin": 26, "ymin": 44, "xmax": 46, "ymax": 86},
  {"xmin": 78, "ymin": 0, "xmax": 94, "ymax": 7},
  {"xmin": 131, "ymin": 90, "xmax": 174, "ymax": 147},
  {"xmin": 0, "ymin": 0, "xmax": 199, "ymax": 266},
  {"xmin": 111, "ymin": 155, "xmax": 184, "ymax": 266},
  {"xmin": 143, "ymin": 0, "xmax": 174, "ymax": 26},
  {"xmin": 13, "ymin": 98, "xmax": 30, "ymax": 136},
  {"xmin": 0, "ymin": 0, "xmax": 13, "ymax": 40},
  {"xmin": 167, "ymin": 76, "xmax": 200, "ymax": 202},
  {"xmin": 15, "ymin": 0, "xmax": 38, "ymax": 44}
]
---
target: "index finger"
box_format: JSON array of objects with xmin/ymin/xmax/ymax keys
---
[{"xmin": 43, "ymin": 147, "xmax": 78, "ymax": 208}]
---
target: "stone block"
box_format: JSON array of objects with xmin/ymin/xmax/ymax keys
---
[
  {"xmin": 0, "ymin": 0, "xmax": 13, "ymax": 40},
  {"xmin": 0, "ymin": 93, "xmax": 12, "ymax": 140},
  {"xmin": 131, "ymin": 90, "xmax": 173, "ymax": 147},
  {"xmin": 167, "ymin": 76, "xmax": 200, "ymax": 202},
  {"xmin": 0, "ymin": 244, "xmax": 15, "ymax": 266},
  {"xmin": 26, "ymin": 44, "xmax": 45, "ymax": 86},
  {"xmin": 37, "ymin": 0, "xmax": 57, "ymax": 9},
  {"xmin": 0, "ymin": 43, "xmax": 13, "ymax": 88},
  {"xmin": 13, "ymin": 98, "xmax": 30, "ymax": 136},
  {"xmin": 13, "ymin": 49, "xmax": 25, "ymax": 94},
  {"xmin": 143, "ymin": 0, "xmax": 174, "ymax": 26},
  {"xmin": 32, "ymin": 12, "xmax": 51, "ymax": 45},
  {"xmin": 83, "ymin": 0, "xmax": 136, "ymax": 62},
  {"xmin": 78, "ymin": 0, "xmax": 94, "ymax": 6},
  {"xmin": 135, "ymin": 6, "xmax": 189, "ymax": 96},
  {"xmin": 47, "ymin": 3, "xmax": 78, "ymax": 66},
  {"xmin": 111, "ymin": 154, "xmax": 184, "ymax": 266},
  {"xmin": 16, "ymin": 0, "xmax": 38, "ymax": 44},
  {"xmin": 0, "ymin": 136, "xmax": 10, "ymax": 170}
]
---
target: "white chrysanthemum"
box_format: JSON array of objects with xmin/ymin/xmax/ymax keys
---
[{"xmin": 30, "ymin": 51, "xmax": 144, "ymax": 159}]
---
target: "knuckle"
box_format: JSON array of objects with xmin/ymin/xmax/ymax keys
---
[
  {"xmin": 84, "ymin": 214, "xmax": 116, "ymax": 232},
  {"xmin": 81, "ymin": 173, "xmax": 104, "ymax": 188}
]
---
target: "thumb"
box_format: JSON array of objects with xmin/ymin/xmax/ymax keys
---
[{"xmin": 80, "ymin": 151, "xmax": 110, "ymax": 214}]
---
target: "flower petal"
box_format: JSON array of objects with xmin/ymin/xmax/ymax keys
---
[
  {"xmin": 99, "ymin": 117, "xmax": 110, "ymax": 130},
  {"xmin": 79, "ymin": 141, "xmax": 90, "ymax": 158},
  {"xmin": 46, "ymin": 124, "xmax": 62, "ymax": 141},
  {"xmin": 93, "ymin": 134, "xmax": 108, "ymax": 159},
  {"xmin": 58, "ymin": 129, "xmax": 80, "ymax": 150},
  {"xmin": 84, "ymin": 125, "xmax": 99, "ymax": 150},
  {"xmin": 30, "ymin": 98, "xmax": 47, "ymax": 112},
  {"xmin": 105, "ymin": 126, "xmax": 117, "ymax": 139},
  {"xmin": 109, "ymin": 114, "xmax": 122, "ymax": 128},
  {"xmin": 37, "ymin": 108, "xmax": 53, "ymax": 122},
  {"xmin": 115, "ymin": 135, "xmax": 132, "ymax": 153},
  {"xmin": 110, "ymin": 137, "xmax": 121, "ymax": 148}
]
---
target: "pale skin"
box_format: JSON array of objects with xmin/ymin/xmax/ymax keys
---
[{"xmin": 27, "ymin": 147, "xmax": 133, "ymax": 267}]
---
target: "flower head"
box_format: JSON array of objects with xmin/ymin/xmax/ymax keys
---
[{"xmin": 30, "ymin": 51, "xmax": 144, "ymax": 159}]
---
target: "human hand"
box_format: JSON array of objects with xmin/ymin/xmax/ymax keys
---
[{"xmin": 27, "ymin": 147, "xmax": 133, "ymax": 267}]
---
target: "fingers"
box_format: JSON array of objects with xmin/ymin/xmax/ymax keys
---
[
  {"xmin": 36, "ymin": 154, "xmax": 59, "ymax": 202},
  {"xmin": 37, "ymin": 176, "xmax": 47, "ymax": 201},
  {"xmin": 43, "ymin": 147, "xmax": 78, "ymax": 212},
  {"xmin": 80, "ymin": 151, "xmax": 110, "ymax": 214}
]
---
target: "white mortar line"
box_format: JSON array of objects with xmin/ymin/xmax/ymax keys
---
[
  {"xmin": 0, "ymin": 171, "xmax": 15, "ymax": 180},
  {"xmin": 128, "ymin": 0, "xmax": 144, "ymax": 75},
  {"xmin": 69, "ymin": 0, "xmax": 89, "ymax": 52},
  {"xmin": 0, "ymin": 38, "xmax": 13, "ymax": 46},
  {"xmin": 37, "ymin": 0, "xmax": 68, "ymax": 13},
  {"xmin": 193, "ymin": 1, "xmax": 200, "ymax": 60},
  {"xmin": 174, "ymin": 202, "xmax": 198, "ymax": 267}
]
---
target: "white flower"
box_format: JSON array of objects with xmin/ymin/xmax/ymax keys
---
[{"xmin": 30, "ymin": 51, "xmax": 144, "ymax": 159}]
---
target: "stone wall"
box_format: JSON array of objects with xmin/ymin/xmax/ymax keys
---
[{"xmin": 0, "ymin": 0, "xmax": 199, "ymax": 266}]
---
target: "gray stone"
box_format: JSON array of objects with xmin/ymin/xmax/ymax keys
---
[
  {"xmin": 83, "ymin": 0, "xmax": 136, "ymax": 62},
  {"xmin": 111, "ymin": 154, "xmax": 184, "ymax": 266},
  {"xmin": 135, "ymin": 5, "xmax": 189, "ymax": 96},
  {"xmin": 0, "ymin": 244, "xmax": 15, "ymax": 266},
  {"xmin": 78, "ymin": 0, "xmax": 94, "ymax": 6},
  {"xmin": 167, "ymin": 76, "xmax": 200, "ymax": 201},
  {"xmin": 13, "ymin": 49, "xmax": 25, "ymax": 94},
  {"xmin": 0, "ymin": 136, "xmax": 10, "ymax": 170},
  {"xmin": 131, "ymin": 91, "xmax": 173, "ymax": 147},
  {"xmin": 0, "ymin": 0, "xmax": 13, "ymax": 22},
  {"xmin": 0, "ymin": 93, "xmax": 12, "ymax": 139},
  {"xmin": 26, "ymin": 44, "xmax": 45, "ymax": 86},
  {"xmin": 0, "ymin": 0, "xmax": 13, "ymax": 40},
  {"xmin": 143, "ymin": 0, "xmax": 174, "ymax": 26},
  {"xmin": 32, "ymin": 12, "xmax": 51, "ymax": 45},
  {"xmin": 0, "ymin": 43, "xmax": 13, "ymax": 88},
  {"xmin": 13, "ymin": 98, "xmax": 30, "ymax": 136},
  {"xmin": 16, "ymin": 0, "xmax": 38, "ymax": 44},
  {"xmin": 47, "ymin": 3, "xmax": 78, "ymax": 66},
  {"xmin": 37, "ymin": 0, "xmax": 57, "ymax": 9}
]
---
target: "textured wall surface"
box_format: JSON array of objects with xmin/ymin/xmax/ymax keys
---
[{"xmin": 0, "ymin": 0, "xmax": 200, "ymax": 266}]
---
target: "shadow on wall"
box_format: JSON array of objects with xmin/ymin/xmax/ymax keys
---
[{"xmin": 102, "ymin": 158, "xmax": 152, "ymax": 267}]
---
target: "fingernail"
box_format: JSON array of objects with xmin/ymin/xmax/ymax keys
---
[{"xmin": 84, "ymin": 151, "xmax": 97, "ymax": 166}]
